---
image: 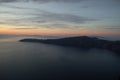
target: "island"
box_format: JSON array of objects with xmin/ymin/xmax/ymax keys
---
[{"xmin": 19, "ymin": 36, "xmax": 120, "ymax": 53}]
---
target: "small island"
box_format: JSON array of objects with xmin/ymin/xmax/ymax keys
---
[{"xmin": 20, "ymin": 36, "xmax": 120, "ymax": 53}]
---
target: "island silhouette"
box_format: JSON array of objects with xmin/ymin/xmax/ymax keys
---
[{"xmin": 20, "ymin": 36, "xmax": 120, "ymax": 53}]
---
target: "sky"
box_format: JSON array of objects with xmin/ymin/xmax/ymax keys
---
[{"xmin": 0, "ymin": 0, "xmax": 120, "ymax": 37}]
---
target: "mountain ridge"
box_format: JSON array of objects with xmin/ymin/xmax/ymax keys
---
[{"xmin": 19, "ymin": 36, "xmax": 120, "ymax": 53}]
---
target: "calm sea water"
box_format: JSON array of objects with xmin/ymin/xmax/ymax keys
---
[{"xmin": 0, "ymin": 36, "xmax": 120, "ymax": 80}]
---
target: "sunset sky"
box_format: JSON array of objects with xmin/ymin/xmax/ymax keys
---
[{"xmin": 0, "ymin": 0, "xmax": 120, "ymax": 36}]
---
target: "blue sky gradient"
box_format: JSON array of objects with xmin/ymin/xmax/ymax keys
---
[{"xmin": 0, "ymin": 0, "xmax": 120, "ymax": 36}]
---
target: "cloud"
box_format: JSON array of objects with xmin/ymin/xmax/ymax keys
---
[
  {"xmin": 0, "ymin": 0, "xmax": 17, "ymax": 3},
  {"xmin": 41, "ymin": 23, "xmax": 86, "ymax": 29},
  {"xmin": 1, "ymin": 0, "xmax": 120, "ymax": 3},
  {"xmin": 30, "ymin": 11, "xmax": 97, "ymax": 24},
  {"xmin": 0, "ymin": 4, "xmax": 29, "ymax": 9},
  {"xmin": 0, "ymin": 2, "xmax": 97, "ymax": 29},
  {"xmin": 31, "ymin": 0, "xmax": 83, "ymax": 3},
  {"xmin": 0, "ymin": 9, "xmax": 97, "ymax": 29},
  {"xmin": 0, "ymin": 3, "xmax": 96, "ymax": 25},
  {"xmin": 0, "ymin": 0, "xmax": 83, "ymax": 3},
  {"xmin": 103, "ymin": 27, "xmax": 120, "ymax": 30},
  {"xmin": 12, "ymin": 27, "xmax": 38, "ymax": 29}
]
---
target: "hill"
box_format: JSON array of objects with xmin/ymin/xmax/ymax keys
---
[{"xmin": 20, "ymin": 36, "xmax": 120, "ymax": 53}]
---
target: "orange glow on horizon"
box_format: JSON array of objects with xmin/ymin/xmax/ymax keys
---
[{"xmin": 0, "ymin": 25, "xmax": 120, "ymax": 36}]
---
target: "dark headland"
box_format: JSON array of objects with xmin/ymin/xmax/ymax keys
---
[{"xmin": 20, "ymin": 36, "xmax": 120, "ymax": 53}]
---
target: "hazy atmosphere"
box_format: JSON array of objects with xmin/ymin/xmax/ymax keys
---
[
  {"xmin": 0, "ymin": 1, "xmax": 120, "ymax": 80},
  {"xmin": 0, "ymin": 0, "xmax": 120, "ymax": 37}
]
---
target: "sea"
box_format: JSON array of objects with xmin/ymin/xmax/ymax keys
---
[{"xmin": 0, "ymin": 35, "xmax": 120, "ymax": 80}]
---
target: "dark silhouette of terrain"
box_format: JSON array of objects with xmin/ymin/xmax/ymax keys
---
[{"xmin": 20, "ymin": 36, "xmax": 120, "ymax": 53}]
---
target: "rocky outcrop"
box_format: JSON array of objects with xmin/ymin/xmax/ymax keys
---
[{"xmin": 20, "ymin": 36, "xmax": 120, "ymax": 53}]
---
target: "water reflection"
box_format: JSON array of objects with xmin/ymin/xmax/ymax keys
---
[{"xmin": 0, "ymin": 37, "xmax": 120, "ymax": 80}]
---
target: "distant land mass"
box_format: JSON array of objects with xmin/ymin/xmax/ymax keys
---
[{"xmin": 20, "ymin": 36, "xmax": 120, "ymax": 53}]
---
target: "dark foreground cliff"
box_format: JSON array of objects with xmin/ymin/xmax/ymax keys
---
[{"xmin": 20, "ymin": 36, "xmax": 120, "ymax": 53}]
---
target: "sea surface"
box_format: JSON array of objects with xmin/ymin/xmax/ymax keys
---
[{"xmin": 0, "ymin": 35, "xmax": 120, "ymax": 80}]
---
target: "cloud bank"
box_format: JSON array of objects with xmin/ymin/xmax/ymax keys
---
[
  {"xmin": 0, "ymin": 11, "xmax": 96, "ymax": 29},
  {"xmin": 0, "ymin": 0, "xmax": 83, "ymax": 3},
  {"xmin": 0, "ymin": 0, "xmax": 120, "ymax": 31},
  {"xmin": 0, "ymin": 3, "xmax": 97, "ymax": 29}
]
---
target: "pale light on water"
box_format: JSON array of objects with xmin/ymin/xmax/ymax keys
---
[{"xmin": 0, "ymin": 36, "xmax": 120, "ymax": 80}]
